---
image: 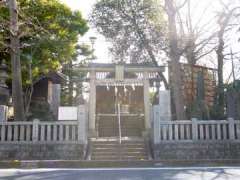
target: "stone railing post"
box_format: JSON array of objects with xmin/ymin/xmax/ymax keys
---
[
  {"xmin": 32, "ymin": 119, "xmax": 40, "ymax": 142},
  {"xmin": 192, "ymin": 118, "xmax": 198, "ymax": 141},
  {"xmin": 77, "ymin": 105, "xmax": 87, "ymax": 144},
  {"xmin": 228, "ymin": 117, "xmax": 235, "ymax": 140},
  {"xmin": 0, "ymin": 105, "xmax": 8, "ymax": 122},
  {"xmin": 153, "ymin": 105, "xmax": 161, "ymax": 144}
]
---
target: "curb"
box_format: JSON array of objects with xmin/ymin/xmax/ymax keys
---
[{"xmin": 1, "ymin": 159, "xmax": 240, "ymax": 169}]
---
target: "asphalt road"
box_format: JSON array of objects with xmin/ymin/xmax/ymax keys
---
[{"xmin": 1, "ymin": 167, "xmax": 240, "ymax": 180}]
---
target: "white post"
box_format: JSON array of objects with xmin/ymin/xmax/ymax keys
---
[
  {"xmin": 78, "ymin": 105, "xmax": 87, "ymax": 144},
  {"xmin": 144, "ymin": 72, "xmax": 150, "ymax": 130},
  {"xmin": 0, "ymin": 105, "xmax": 8, "ymax": 122},
  {"xmin": 192, "ymin": 118, "xmax": 198, "ymax": 140},
  {"xmin": 153, "ymin": 105, "xmax": 161, "ymax": 144},
  {"xmin": 117, "ymin": 103, "xmax": 122, "ymax": 144},
  {"xmin": 32, "ymin": 119, "xmax": 39, "ymax": 142},
  {"xmin": 228, "ymin": 117, "xmax": 235, "ymax": 140},
  {"xmin": 159, "ymin": 90, "xmax": 171, "ymax": 121},
  {"xmin": 89, "ymin": 70, "xmax": 96, "ymax": 136}
]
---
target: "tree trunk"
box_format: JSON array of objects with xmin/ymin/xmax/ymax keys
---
[
  {"xmin": 165, "ymin": 0, "xmax": 186, "ymax": 120},
  {"xmin": 131, "ymin": 17, "xmax": 169, "ymax": 89},
  {"xmin": 216, "ymin": 28, "xmax": 225, "ymax": 119},
  {"xmin": 9, "ymin": 0, "xmax": 25, "ymax": 121},
  {"xmin": 215, "ymin": 9, "xmax": 236, "ymax": 119},
  {"xmin": 68, "ymin": 61, "xmax": 74, "ymax": 106},
  {"xmin": 24, "ymin": 60, "xmax": 33, "ymax": 116}
]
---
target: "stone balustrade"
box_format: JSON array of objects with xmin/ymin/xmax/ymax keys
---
[
  {"xmin": 153, "ymin": 105, "xmax": 239, "ymax": 144},
  {"xmin": 0, "ymin": 105, "xmax": 87, "ymax": 144}
]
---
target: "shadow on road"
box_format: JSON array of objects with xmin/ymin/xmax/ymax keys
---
[{"xmin": 1, "ymin": 168, "xmax": 240, "ymax": 180}]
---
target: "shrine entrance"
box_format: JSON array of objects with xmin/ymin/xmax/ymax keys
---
[
  {"xmin": 79, "ymin": 63, "xmax": 165, "ymax": 138},
  {"xmin": 96, "ymin": 84, "xmax": 145, "ymax": 137}
]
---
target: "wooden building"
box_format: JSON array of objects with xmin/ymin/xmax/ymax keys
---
[
  {"xmin": 169, "ymin": 63, "xmax": 217, "ymax": 119},
  {"xmin": 31, "ymin": 72, "xmax": 67, "ymax": 119}
]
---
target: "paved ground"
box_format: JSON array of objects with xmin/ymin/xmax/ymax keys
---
[{"xmin": 1, "ymin": 167, "xmax": 240, "ymax": 180}]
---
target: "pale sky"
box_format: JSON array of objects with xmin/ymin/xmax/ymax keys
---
[
  {"xmin": 60, "ymin": 0, "xmax": 240, "ymax": 81},
  {"xmin": 60, "ymin": 0, "xmax": 111, "ymax": 63}
]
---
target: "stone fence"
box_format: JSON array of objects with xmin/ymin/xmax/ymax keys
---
[
  {"xmin": 0, "ymin": 120, "xmax": 84, "ymax": 144},
  {"xmin": 152, "ymin": 105, "xmax": 240, "ymax": 160},
  {"xmin": 0, "ymin": 105, "xmax": 87, "ymax": 144},
  {"xmin": 0, "ymin": 105, "xmax": 87, "ymax": 160},
  {"xmin": 153, "ymin": 105, "xmax": 240, "ymax": 144}
]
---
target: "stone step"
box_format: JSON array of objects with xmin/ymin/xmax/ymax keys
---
[
  {"xmin": 92, "ymin": 151, "xmax": 146, "ymax": 155},
  {"xmin": 99, "ymin": 134, "xmax": 142, "ymax": 137},
  {"xmin": 98, "ymin": 127, "xmax": 142, "ymax": 130},
  {"xmin": 92, "ymin": 147, "xmax": 146, "ymax": 151},
  {"xmin": 91, "ymin": 140, "xmax": 145, "ymax": 144},
  {"xmin": 98, "ymin": 130, "xmax": 142, "ymax": 133},
  {"xmin": 92, "ymin": 143, "xmax": 146, "ymax": 147},
  {"xmin": 98, "ymin": 129, "xmax": 142, "ymax": 133},
  {"xmin": 98, "ymin": 124, "xmax": 142, "ymax": 127},
  {"xmin": 91, "ymin": 143, "xmax": 145, "ymax": 146},
  {"xmin": 98, "ymin": 127, "xmax": 143, "ymax": 131},
  {"xmin": 91, "ymin": 155, "xmax": 148, "ymax": 161},
  {"xmin": 91, "ymin": 139, "xmax": 145, "ymax": 143},
  {"xmin": 98, "ymin": 123, "xmax": 142, "ymax": 125},
  {"xmin": 92, "ymin": 152, "xmax": 148, "ymax": 157},
  {"xmin": 90, "ymin": 138, "xmax": 150, "ymax": 161}
]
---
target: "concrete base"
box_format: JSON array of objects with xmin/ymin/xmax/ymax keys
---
[
  {"xmin": 0, "ymin": 143, "xmax": 85, "ymax": 160},
  {"xmin": 142, "ymin": 129, "xmax": 151, "ymax": 139},
  {"xmin": 88, "ymin": 129, "xmax": 97, "ymax": 138},
  {"xmin": 153, "ymin": 141, "xmax": 240, "ymax": 161}
]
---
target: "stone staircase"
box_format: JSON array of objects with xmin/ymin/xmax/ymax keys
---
[
  {"xmin": 90, "ymin": 138, "xmax": 150, "ymax": 161},
  {"xmin": 97, "ymin": 116, "xmax": 144, "ymax": 137}
]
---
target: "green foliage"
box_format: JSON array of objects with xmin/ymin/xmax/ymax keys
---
[
  {"xmin": 61, "ymin": 44, "xmax": 93, "ymax": 106},
  {"xmin": 90, "ymin": 0, "xmax": 166, "ymax": 63},
  {"xmin": 0, "ymin": 0, "xmax": 89, "ymax": 86},
  {"xmin": 186, "ymin": 100, "xmax": 210, "ymax": 120},
  {"xmin": 28, "ymin": 100, "xmax": 55, "ymax": 121}
]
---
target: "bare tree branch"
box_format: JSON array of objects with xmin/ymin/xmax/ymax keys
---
[
  {"xmin": 195, "ymin": 46, "xmax": 217, "ymax": 61},
  {"xmin": 176, "ymin": 0, "xmax": 188, "ymax": 11}
]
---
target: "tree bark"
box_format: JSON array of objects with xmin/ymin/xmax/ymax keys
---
[
  {"xmin": 165, "ymin": 0, "xmax": 186, "ymax": 120},
  {"xmin": 131, "ymin": 14, "xmax": 169, "ymax": 89},
  {"xmin": 119, "ymin": 5, "xmax": 169, "ymax": 89},
  {"xmin": 216, "ymin": 8, "xmax": 236, "ymax": 119},
  {"xmin": 24, "ymin": 60, "xmax": 33, "ymax": 116},
  {"xmin": 68, "ymin": 61, "xmax": 74, "ymax": 106},
  {"xmin": 216, "ymin": 21, "xmax": 225, "ymax": 119},
  {"xmin": 9, "ymin": 0, "xmax": 25, "ymax": 121}
]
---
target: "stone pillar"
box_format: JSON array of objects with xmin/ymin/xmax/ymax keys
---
[
  {"xmin": 32, "ymin": 119, "xmax": 40, "ymax": 142},
  {"xmin": 144, "ymin": 72, "xmax": 150, "ymax": 130},
  {"xmin": 228, "ymin": 118, "xmax": 235, "ymax": 140},
  {"xmin": 89, "ymin": 70, "xmax": 96, "ymax": 136},
  {"xmin": 78, "ymin": 105, "xmax": 87, "ymax": 144},
  {"xmin": 0, "ymin": 105, "xmax": 8, "ymax": 122},
  {"xmin": 192, "ymin": 118, "xmax": 198, "ymax": 140},
  {"xmin": 51, "ymin": 84, "xmax": 61, "ymax": 119},
  {"xmin": 153, "ymin": 105, "xmax": 161, "ymax": 144},
  {"xmin": 159, "ymin": 90, "xmax": 172, "ymax": 121}
]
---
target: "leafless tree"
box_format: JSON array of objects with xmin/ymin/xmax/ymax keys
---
[
  {"xmin": 215, "ymin": 0, "xmax": 240, "ymax": 118},
  {"xmin": 163, "ymin": 0, "xmax": 188, "ymax": 120}
]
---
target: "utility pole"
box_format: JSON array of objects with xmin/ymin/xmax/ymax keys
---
[{"xmin": 9, "ymin": 0, "xmax": 25, "ymax": 121}]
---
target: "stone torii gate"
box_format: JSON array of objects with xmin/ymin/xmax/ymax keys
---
[{"xmin": 78, "ymin": 63, "xmax": 165, "ymax": 137}]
